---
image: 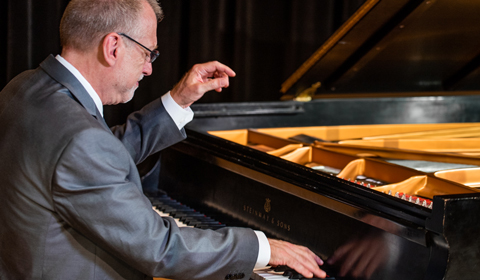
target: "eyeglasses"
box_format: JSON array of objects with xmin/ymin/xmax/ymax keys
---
[{"xmin": 118, "ymin": 33, "xmax": 159, "ymax": 63}]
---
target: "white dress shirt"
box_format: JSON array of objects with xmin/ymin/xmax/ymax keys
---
[{"xmin": 55, "ymin": 54, "xmax": 270, "ymax": 269}]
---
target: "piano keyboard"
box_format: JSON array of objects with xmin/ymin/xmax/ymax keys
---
[
  {"xmin": 152, "ymin": 206, "xmax": 192, "ymax": 228},
  {"xmin": 148, "ymin": 193, "xmax": 226, "ymax": 230},
  {"xmin": 251, "ymin": 266, "xmax": 336, "ymax": 280},
  {"xmin": 148, "ymin": 193, "xmax": 335, "ymax": 280}
]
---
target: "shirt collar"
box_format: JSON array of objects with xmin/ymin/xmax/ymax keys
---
[{"xmin": 55, "ymin": 54, "xmax": 104, "ymax": 117}]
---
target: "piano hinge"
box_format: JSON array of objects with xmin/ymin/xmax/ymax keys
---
[{"xmin": 294, "ymin": 82, "xmax": 321, "ymax": 102}]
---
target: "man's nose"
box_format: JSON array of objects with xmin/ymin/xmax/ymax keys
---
[{"xmin": 143, "ymin": 61, "xmax": 153, "ymax": 76}]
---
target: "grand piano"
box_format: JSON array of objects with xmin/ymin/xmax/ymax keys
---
[{"xmin": 150, "ymin": 0, "xmax": 480, "ymax": 279}]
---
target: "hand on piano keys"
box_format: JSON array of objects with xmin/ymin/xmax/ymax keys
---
[
  {"xmin": 267, "ymin": 239, "xmax": 327, "ymax": 279},
  {"xmin": 252, "ymin": 266, "xmax": 335, "ymax": 280},
  {"xmin": 148, "ymin": 193, "xmax": 328, "ymax": 279}
]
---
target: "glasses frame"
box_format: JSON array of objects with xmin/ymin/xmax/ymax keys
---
[{"xmin": 118, "ymin": 32, "xmax": 159, "ymax": 63}]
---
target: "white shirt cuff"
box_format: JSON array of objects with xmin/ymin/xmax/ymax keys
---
[
  {"xmin": 161, "ymin": 91, "xmax": 194, "ymax": 130},
  {"xmin": 254, "ymin": 231, "xmax": 271, "ymax": 268}
]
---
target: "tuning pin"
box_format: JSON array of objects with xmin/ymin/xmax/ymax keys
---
[
  {"xmin": 395, "ymin": 192, "xmax": 400, "ymax": 198},
  {"xmin": 401, "ymin": 193, "xmax": 406, "ymax": 200},
  {"xmin": 367, "ymin": 183, "xmax": 371, "ymax": 188},
  {"xmin": 388, "ymin": 190, "xmax": 392, "ymax": 195},
  {"xmin": 415, "ymin": 198, "xmax": 420, "ymax": 205},
  {"xmin": 428, "ymin": 201, "xmax": 433, "ymax": 209},
  {"xmin": 422, "ymin": 200, "xmax": 427, "ymax": 207}
]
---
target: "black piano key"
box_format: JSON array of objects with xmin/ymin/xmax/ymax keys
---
[
  {"xmin": 151, "ymin": 200, "xmax": 177, "ymax": 208},
  {"xmin": 282, "ymin": 270, "xmax": 294, "ymax": 277},
  {"xmin": 288, "ymin": 272, "xmax": 304, "ymax": 279},
  {"xmin": 185, "ymin": 219, "xmax": 220, "ymax": 226},
  {"xmin": 170, "ymin": 210, "xmax": 198, "ymax": 218},
  {"xmin": 196, "ymin": 224, "xmax": 226, "ymax": 230},
  {"xmin": 154, "ymin": 197, "xmax": 178, "ymax": 204},
  {"xmin": 273, "ymin": 265, "xmax": 290, "ymax": 272},
  {"xmin": 151, "ymin": 200, "xmax": 164, "ymax": 207},
  {"xmin": 178, "ymin": 213, "xmax": 207, "ymax": 221},
  {"xmin": 162, "ymin": 205, "xmax": 194, "ymax": 214},
  {"xmin": 147, "ymin": 193, "xmax": 228, "ymax": 230},
  {"xmin": 182, "ymin": 216, "xmax": 216, "ymax": 222}
]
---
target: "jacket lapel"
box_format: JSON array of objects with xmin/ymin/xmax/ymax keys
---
[{"xmin": 39, "ymin": 55, "xmax": 110, "ymax": 131}]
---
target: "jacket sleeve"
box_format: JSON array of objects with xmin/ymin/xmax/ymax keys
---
[
  {"xmin": 52, "ymin": 126, "xmax": 259, "ymax": 279},
  {"xmin": 109, "ymin": 97, "xmax": 186, "ymax": 164}
]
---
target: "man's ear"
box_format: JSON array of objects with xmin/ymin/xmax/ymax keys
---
[{"xmin": 103, "ymin": 33, "xmax": 122, "ymax": 66}]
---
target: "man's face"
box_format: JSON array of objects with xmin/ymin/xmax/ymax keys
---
[
  {"xmin": 112, "ymin": 3, "xmax": 157, "ymax": 104},
  {"xmin": 115, "ymin": 37, "xmax": 155, "ymax": 103}
]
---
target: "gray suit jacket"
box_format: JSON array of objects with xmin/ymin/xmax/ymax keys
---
[{"xmin": 0, "ymin": 55, "xmax": 258, "ymax": 280}]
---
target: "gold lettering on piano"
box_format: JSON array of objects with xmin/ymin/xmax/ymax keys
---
[
  {"xmin": 264, "ymin": 198, "xmax": 271, "ymax": 213},
  {"xmin": 243, "ymin": 203, "xmax": 291, "ymax": 232}
]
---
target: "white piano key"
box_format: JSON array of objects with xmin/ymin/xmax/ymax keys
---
[
  {"xmin": 251, "ymin": 267, "xmax": 289, "ymax": 280},
  {"xmin": 152, "ymin": 207, "xmax": 193, "ymax": 228}
]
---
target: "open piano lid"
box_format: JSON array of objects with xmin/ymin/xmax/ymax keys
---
[{"xmin": 281, "ymin": 0, "xmax": 480, "ymax": 100}]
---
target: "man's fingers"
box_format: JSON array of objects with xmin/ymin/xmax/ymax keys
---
[
  {"xmin": 287, "ymin": 258, "xmax": 326, "ymax": 279},
  {"xmin": 196, "ymin": 61, "xmax": 236, "ymax": 78},
  {"xmin": 170, "ymin": 61, "xmax": 236, "ymax": 107},
  {"xmin": 268, "ymin": 239, "xmax": 326, "ymax": 279},
  {"xmin": 290, "ymin": 248, "xmax": 326, "ymax": 278},
  {"xmin": 199, "ymin": 76, "xmax": 230, "ymax": 93}
]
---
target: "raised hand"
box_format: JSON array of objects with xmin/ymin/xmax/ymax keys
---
[{"xmin": 170, "ymin": 61, "xmax": 236, "ymax": 108}]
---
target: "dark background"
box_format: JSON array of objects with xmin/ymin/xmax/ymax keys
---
[{"xmin": 0, "ymin": 0, "xmax": 365, "ymax": 126}]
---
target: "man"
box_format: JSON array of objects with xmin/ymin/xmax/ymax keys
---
[{"xmin": 0, "ymin": 0, "xmax": 326, "ymax": 279}]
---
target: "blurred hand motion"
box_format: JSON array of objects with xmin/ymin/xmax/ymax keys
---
[{"xmin": 326, "ymin": 215, "xmax": 393, "ymax": 279}]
